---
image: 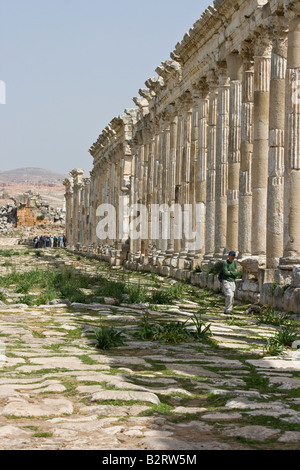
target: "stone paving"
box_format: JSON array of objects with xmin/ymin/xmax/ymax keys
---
[{"xmin": 0, "ymin": 242, "xmax": 300, "ymax": 450}]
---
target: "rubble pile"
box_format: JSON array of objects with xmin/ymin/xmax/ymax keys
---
[
  {"xmin": 0, "ymin": 203, "xmax": 17, "ymax": 235},
  {"xmin": 0, "ymin": 191, "xmax": 65, "ymax": 236}
]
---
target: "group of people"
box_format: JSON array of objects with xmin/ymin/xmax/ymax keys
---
[{"xmin": 33, "ymin": 234, "xmax": 67, "ymax": 249}]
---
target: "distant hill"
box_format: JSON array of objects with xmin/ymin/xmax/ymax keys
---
[
  {"xmin": 0, "ymin": 167, "xmax": 67, "ymax": 184},
  {"xmin": 0, "ymin": 168, "xmax": 68, "ymax": 209}
]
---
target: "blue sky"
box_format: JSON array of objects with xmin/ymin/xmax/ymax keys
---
[{"xmin": 0, "ymin": 0, "xmax": 212, "ymax": 176}]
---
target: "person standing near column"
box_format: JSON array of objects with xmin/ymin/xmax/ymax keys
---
[{"xmin": 220, "ymin": 251, "xmax": 240, "ymax": 314}]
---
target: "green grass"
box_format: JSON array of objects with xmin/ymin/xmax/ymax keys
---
[
  {"xmin": 263, "ymin": 324, "xmax": 300, "ymax": 356},
  {"xmin": 134, "ymin": 311, "xmax": 213, "ymax": 345},
  {"xmin": 33, "ymin": 432, "xmax": 53, "ymax": 438},
  {"xmin": 94, "ymin": 321, "xmax": 126, "ymax": 350},
  {"xmin": 0, "ymin": 249, "xmax": 20, "ymax": 257},
  {"xmin": 256, "ymin": 307, "xmax": 298, "ymax": 327}
]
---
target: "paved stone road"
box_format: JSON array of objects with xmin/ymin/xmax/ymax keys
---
[{"xmin": 0, "ymin": 241, "xmax": 300, "ymax": 450}]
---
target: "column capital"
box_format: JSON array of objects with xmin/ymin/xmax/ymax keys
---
[
  {"xmin": 252, "ymin": 28, "xmax": 273, "ymax": 58},
  {"xmin": 70, "ymin": 168, "xmax": 85, "ymax": 188},
  {"xmin": 63, "ymin": 177, "xmax": 73, "ymax": 191},
  {"xmin": 284, "ymin": 0, "xmax": 300, "ymax": 21},
  {"xmin": 177, "ymin": 91, "xmax": 193, "ymax": 112},
  {"xmin": 226, "ymin": 52, "xmax": 243, "ymax": 80},
  {"xmin": 190, "ymin": 78, "xmax": 209, "ymax": 100},
  {"xmin": 240, "ymin": 42, "xmax": 254, "ymax": 70},
  {"xmin": 216, "ymin": 61, "xmax": 230, "ymax": 86},
  {"xmin": 206, "ymin": 69, "xmax": 219, "ymax": 91}
]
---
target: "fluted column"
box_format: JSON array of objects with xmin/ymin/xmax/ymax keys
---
[
  {"xmin": 70, "ymin": 168, "xmax": 84, "ymax": 247},
  {"xmin": 252, "ymin": 34, "xmax": 272, "ymax": 256},
  {"xmin": 239, "ymin": 47, "xmax": 254, "ymax": 258},
  {"xmin": 196, "ymin": 85, "xmax": 209, "ymax": 259},
  {"xmin": 215, "ymin": 65, "xmax": 230, "ymax": 258},
  {"xmin": 146, "ymin": 135, "xmax": 155, "ymax": 255},
  {"xmin": 281, "ymin": 9, "xmax": 300, "ymax": 266},
  {"xmin": 180, "ymin": 98, "xmax": 193, "ymax": 260},
  {"xmin": 82, "ymin": 177, "xmax": 90, "ymax": 246},
  {"xmin": 226, "ymin": 53, "xmax": 243, "ymax": 253},
  {"xmin": 160, "ymin": 118, "xmax": 171, "ymax": 254},
  {"xmin": 266, "ymin": 28, "xmax": 288, "ymax": 269},
  {"xmin": 63, "ymin": 178, "xmax": 73, "ymax": 248},
  {"xmin": 174, "ymin": 112, "xmax": 184, "ymax": 255},
  {"xmin": 204, "ymin": 71, "xmax": 218, "ymax": 259},
  {"xmin": 151, "ymin": 129, "xmax": 160, "ymax": 253},
  {"xmin": 88, "ymin": 175, "xmax": 95, "ymax": 247},
  {"xmin": 167, "ymin": 113, "xmax": 178, "ymax": 255}
]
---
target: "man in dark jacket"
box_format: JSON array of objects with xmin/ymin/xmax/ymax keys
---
[{"xmin": 222, "ymin": 251, "xmax": 239, "ymax": 314}]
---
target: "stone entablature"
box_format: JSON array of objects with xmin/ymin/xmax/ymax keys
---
[{"xmin": 64, "ymin": 0, "xmax": 300, "ymax": 313}]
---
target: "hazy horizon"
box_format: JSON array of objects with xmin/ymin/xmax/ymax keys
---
[{"xmin": 1, "ymin": 0, "xmax": 213, "ymax": 178}]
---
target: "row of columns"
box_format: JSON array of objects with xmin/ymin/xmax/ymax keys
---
[
  {"xmin": 64, "ymin": 8, "xmax": 300, "ymax": 282},
  {"xmin": 126, "ymin": 15, "xmax": 300, "ymax": 276}
]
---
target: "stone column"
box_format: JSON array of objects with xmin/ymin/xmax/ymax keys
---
[
  {"xmin": 196, "ymin": 84, "xmax": 209, "ymax": 260},
  {"xmin": 157, "ymin": 126, "xmax": 163, "ymax": 254},
  {"xmin": 161, "ymin": 119, "xmax": 171, "ymax": 255},
  {"xmin": 70, "ymin": 168, "xmax": 84, "ymax": 248},
  {"xmin": 63, "ymin": 178, "xmax": 73, "ymax": 248},
  {"xmin": 167, "ymin": 113, "xmax": 178, "ymax": 256},
  {"xmin": 215, "ymin": 64, "xmax": 230, "ymax": 258},
  {"xmin": 239, "ymin": 46, "xmax": 254, "ymax": 258},
  {"xmin": 179, "ymin": 96, "xmax": 193, "ymax": 263},
  {"xmin": 151, "ymin": 128, "xmax": 160, "ymax": 254},
  {"xmin": 266, "ymin": 28, "xmax": 288, "ymax": 270},
  {"xmin": 187, "ymin": 89, "xmax": 200, "ymax": 260},
  {"xmin": 252, "ymin": 34, "xmax": 272, "ymax": 256},
  {"xmin": 88, "ymin": 175, "xmax": 94, "ymax": 248},
  {"xmin": 226, "ymin": 53, "xmax": 243, "ymax": 253},
  {"xmin": 89, "ymin": 169, "xmax": 96, "ymax": 249},
  {"xmin": 81, "ymin": 177, "xmax": 90, "ymax": 247},
  {"xmin": 174, "ymin": 112, "xmax": 184, "ymax": 256},
  {"xmin": 146, "ymin": 135, "xmax": 155, "ymax": 256},
  {"xmin": 280, "ymin": 9, "xmax": 300, "ymax": 268},
  {"xmin": 204, "ymin": 70, "xmax": 218, "ymax": 259}
]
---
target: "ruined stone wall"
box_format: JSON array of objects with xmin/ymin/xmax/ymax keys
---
[{"xmin": 64, "ymin": 0, "xmax": 300, "ymax": 313}]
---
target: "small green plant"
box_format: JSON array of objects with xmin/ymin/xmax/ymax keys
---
[
  {"xmin": 126, "ymin": 284, "xmax": 148, "ymax": 304},
  {"xmin": 270, "ymin": 282, "xmax": 280, "ymax": 295},
  {"xmin": 276, "ymin": 324, "xmax": 300, "ymax": 347},
  {"xmin": 94, "ymin": 321, "xmax": 126, "ymax": 350},
  {"xmin": 0, "ymin": 249, "xmax": 19, "ymax": 257},
  {"xmin": 149, "ymin": 284, "xmax": 184, "ymax": 305},
  {"xmin": 17, "ymin": 294, "xmax": 35, "ymax": 306},
  {"xmin": 264, "ymin": 337, "xmax": 284, "ymax": 356},
  {"xmin": 256, "ymin": 307, "xmax": 292, "ymax": 327},
  {"xmin": 152, "ymin": 320, "xmax": 191, "ymax": 344},
  {"xmin": 190, "ymin": 312, "xmax": 212, "ymax": 340},
  {"xmin": 135, "ymin": 311, "xmax": 159, "ymax": 341},
  {"xmin": 263, "ymin": 324, "xmax": 300, "ymax": 356}
]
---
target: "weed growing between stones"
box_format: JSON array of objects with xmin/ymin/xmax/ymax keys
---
[
  {"xmin": 133, "ymin": 310, "xmax": 213, "ymax": 345},
  {"xmin": 94, "ymin": 320, "xmax": 126, "ymax": 350},
  {"xmin": 263, "ymin": 324, "xmax": 300, "ymax": 356},
  {"xmin": 0, "ymin": 249, "xmax": 21, "ymax": 257},
  {"xmin": 256, "ymin": 306, "xmax": 298, "ymax": 327}
]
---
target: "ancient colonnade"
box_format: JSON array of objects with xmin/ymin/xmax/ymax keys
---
[{"xmin": 64, "ymin": 0, "xmax": 300, "ymax": 313}]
